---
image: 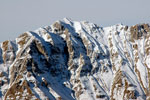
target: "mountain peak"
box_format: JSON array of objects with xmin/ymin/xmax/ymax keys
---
[{"xmin": 0, "ymin": 19, "xmax": 150, "ymax": 100}]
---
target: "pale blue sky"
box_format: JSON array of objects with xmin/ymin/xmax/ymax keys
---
[{"xmin": 0, "ymin": 0, "xmax": 150, "ymax": 42}]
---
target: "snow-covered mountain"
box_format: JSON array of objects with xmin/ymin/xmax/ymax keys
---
[{"xmin": 0, "ymin": 18, "xmax": 150, "ymax": 100}]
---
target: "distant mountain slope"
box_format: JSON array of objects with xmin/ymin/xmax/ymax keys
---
[{"xmin": 0, "ymin": 18, "xmax": 150, "ymax": 100}]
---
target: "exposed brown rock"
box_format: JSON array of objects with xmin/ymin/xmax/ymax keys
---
[
  {"xmin": 4, "ymin": 80, "xmax": 35, "ymax": 100},
  {"xmin": 17, "ymin": 32, "xmax": 29, "ymax": 48},
  {"xmin": 2, "ymin": 40, "xmax": 9, "ymax": 51},
  {"xmin": 130, "ymin": 24, "xmax": 150, "ymax": 41},
  {"xmin": 53, "ymin": 22, "xmax": 65, "ymax": 34},
  {"xmin": 124, "ymin": 26, "xmax": 128, "ymax": 31},
  {"xmin": 0, "ymin": 71, "xmax": 4, "ymax": 77}
]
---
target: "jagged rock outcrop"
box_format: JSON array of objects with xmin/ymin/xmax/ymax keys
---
[{"xmin": 0, "ymin": 18, "xmax": 150, "ymax": 100}]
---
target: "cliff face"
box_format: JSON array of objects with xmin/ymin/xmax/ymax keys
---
[{"xmin": 0, "ymin": 18, "xmax": 150, "ymax": 100}]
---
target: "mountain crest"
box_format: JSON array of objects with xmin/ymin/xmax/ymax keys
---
[{"xmin": 0, "ymin": 19, "xmax": 150, "ymax": 100}]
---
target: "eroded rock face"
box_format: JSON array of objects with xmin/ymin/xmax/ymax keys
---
[
  {"xmin": 1, "ymin": 40, "xmax": 17, "ymax": 64},
  {"xmin": 130, "ymin": 24, "xmax": 150, "ymax": 41},
  {"xmin": 0, "ymin": 19, "xmax": 150, "ymax": 100}
]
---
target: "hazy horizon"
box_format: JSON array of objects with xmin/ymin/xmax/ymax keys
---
[{"xmin": 0, "ymin": 0, "xmax": 150, "ymax": 42}]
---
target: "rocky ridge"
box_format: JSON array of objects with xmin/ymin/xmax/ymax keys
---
[{"xmin": 0, "ymin": 18, "xmax": 150, "ymax": 100}]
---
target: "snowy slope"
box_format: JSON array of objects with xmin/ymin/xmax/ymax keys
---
[{"xmin": 0, "ymin": 18, "xmax": 150, "ymax": 100}]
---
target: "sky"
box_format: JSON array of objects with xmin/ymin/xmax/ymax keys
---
[{"xmin": 0, "ymin": 0, "xmax": 150, "ymax": 42}]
